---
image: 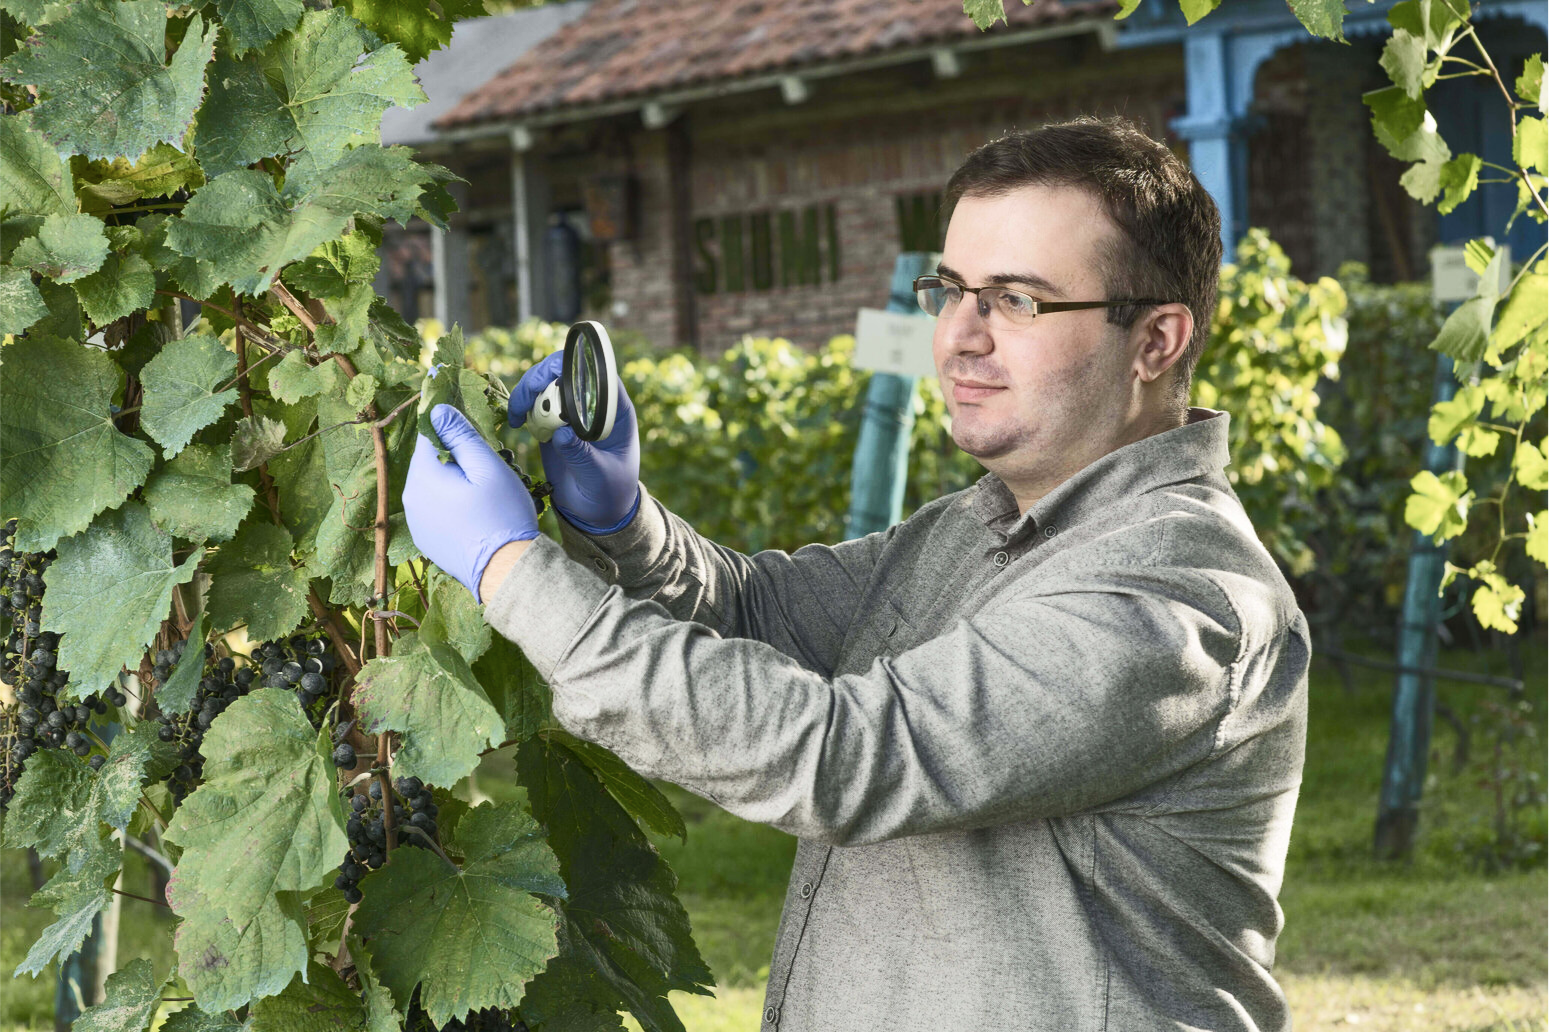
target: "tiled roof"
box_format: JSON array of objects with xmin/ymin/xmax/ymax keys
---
[{"xmin": 436, "ymin": 0, "xmax": 1117, "ymax": 129}]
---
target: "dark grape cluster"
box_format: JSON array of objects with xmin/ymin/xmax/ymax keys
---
[
  {"xmin": 497, "ymin": 449, "xmax": 553, "ymax": 519},
  {"xmin": 252, "ymin": 635, "xmax": 338, "ymax": 729},
  {"xmin": 152, "ymin": 638, "xmax": 243, "ymax": 804},
  {"xmin": 1, "ymin": 519, "xmax": 125, "ymax": 809},
  {"xmin": 335, "ymin": 774, "xmax": 441, "ymax": 904}
]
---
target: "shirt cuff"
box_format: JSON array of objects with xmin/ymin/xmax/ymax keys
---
[
  {"xmin": 482, "ymin": 533, "xmax": 612, "ymax": 681},
  {"xmin": 554, "ymin": 480, "xmax": 673, "ymax": 585}
]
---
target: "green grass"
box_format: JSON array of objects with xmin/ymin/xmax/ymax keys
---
[{"xmin": 4, "ymin": 639, "xmax": 1544, "ymax": 1031}]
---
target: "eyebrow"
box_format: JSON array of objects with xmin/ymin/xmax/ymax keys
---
[{"xmin": 935, "ymin": 263, "xmax": 1068, "ymax": 299}]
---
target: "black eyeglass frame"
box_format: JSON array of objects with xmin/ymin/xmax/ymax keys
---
[{"xmin": 912, "ymin": 274, "xmax": 1171, "ymax": 319}]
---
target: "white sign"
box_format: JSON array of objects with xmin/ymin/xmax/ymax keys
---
[
  {"xmin": 1432, "ymin": 242, "xmax": 1511, "ymax": 302},
  {"xmin": 852, "ymin": 308, "xmax": 938, "ymax": 378}
]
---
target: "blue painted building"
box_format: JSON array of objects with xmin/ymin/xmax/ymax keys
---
[{"xmin": 1118, "ymin": 0, "xmax": 1547, "ymax": 272}]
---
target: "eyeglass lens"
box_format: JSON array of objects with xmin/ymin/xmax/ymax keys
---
[{"xmin": 916, "ymin": 280, "xmax": 1036, "ymax": 327}]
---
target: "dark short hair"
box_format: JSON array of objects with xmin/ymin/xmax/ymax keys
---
[{"xmin": 942, "ymin": 116, "xmax": 1222, "ymax": 411}]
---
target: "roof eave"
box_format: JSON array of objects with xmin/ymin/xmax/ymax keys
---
[{"xmin": 433, "ymin": 15, "xmax": 1120, "ymax": 142}]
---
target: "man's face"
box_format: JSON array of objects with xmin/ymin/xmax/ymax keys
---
[{"xmin": 932, "ymin": 183, "xmax": 1137, "ymax": 483}]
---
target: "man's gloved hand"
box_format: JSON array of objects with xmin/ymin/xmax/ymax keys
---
[
  {"xmin": 403, "ymin": 404, "xmax": 540, "ymax": 603},
  {"xmin": 507, "ymin": 348, "xmax": 641, "ymax": 534}
]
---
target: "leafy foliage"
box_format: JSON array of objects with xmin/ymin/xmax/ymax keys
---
[{"xmin": 0, "ymin": 0, "xmax": 705, "ymax": 1028}]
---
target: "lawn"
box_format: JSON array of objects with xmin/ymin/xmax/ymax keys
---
[{"xmin": 2, "ymin": 639, "xmax": 1544, "ymax": 1031}]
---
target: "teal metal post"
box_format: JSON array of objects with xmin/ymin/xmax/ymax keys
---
[
  {"xmin": 1374, "ymin": 353, "xmax": 1461, "ymax": 859},
  {"xmin": 845, "ymin": 253, "xmax": 935, "ymax": 540}
]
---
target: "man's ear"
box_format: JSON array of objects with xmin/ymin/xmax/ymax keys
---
[{"xmin": 1132, "ymin": 303, "xmax": 1194, "ymax": 383}]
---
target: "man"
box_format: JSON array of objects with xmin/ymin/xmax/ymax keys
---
[{"xmin": 402, "ymin": 115, "xmax": 1309, "ymax": 1032}]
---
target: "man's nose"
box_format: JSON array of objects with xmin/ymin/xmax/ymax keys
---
[{"xmin": 938, "ymin": 293, "xmax": 994, "ymax": 354}]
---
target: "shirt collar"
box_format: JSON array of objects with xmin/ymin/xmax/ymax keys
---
[{"xmin": 970, "ymin": 407, "xmax": 1233, "ymax": 544}]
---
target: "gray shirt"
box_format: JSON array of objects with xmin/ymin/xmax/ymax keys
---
[{"xmin": 484, "ymin": 406, "xmax": 1308, "ymax": 1032}]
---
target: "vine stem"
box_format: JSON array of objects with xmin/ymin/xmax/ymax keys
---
[
  {"xmin": 1464, "ymin": 25, "xmax": 1549, "ymax": 221},
  {"xmin": 112, "ymin": 887, "xmax": 171, "ymax": 909},
  {"xmin": 153, "ymin": 289, "xmax": 289, "ymax": 353},
  {"xmin": 137, "ymin": 792, "xmax": 168, "ymax": 833}
]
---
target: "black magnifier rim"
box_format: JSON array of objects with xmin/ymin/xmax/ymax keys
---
[{"xmin": 560, "ymin": 322, "xmax": 609, "ymax": 442}]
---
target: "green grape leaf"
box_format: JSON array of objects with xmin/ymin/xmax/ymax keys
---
[
  {"xmin": 0, "ymin": 1, "xmax": 217, "ymax": 162},
  {"xmin": 516, "ymin": 736, "xmax": 714, "ymax": 1032},
  {"xmin": 417, "ymin": 330, "xmax": 469, "ymax": 461},
  {"xmin": 74, "ymin": 143, "xmax": 205, "ymax": 214},
  {"xmin": 1431, "ymin": 296, "xmax": 1500, "ymax": 363},
  {"xmin": 281, "ymin": 231, "xmax": 382, "ymax": 297},
  {"xmin": 248, "ymin": 962, "xmax": 366, "ymax": 1031},
  {"xmin": 344, "ymin": 372, "xmax": 379, "ymax": 413},
  {"xmin": 351, "ymin": 801, "xmax": 565, "ymax": 1027},
  {"xmin": 1427, "ymin": 383, "xmax": 1485, "ymax": 443},
  {"xmin": 1112, "ymin": 0, "xmax": 1144, "ymax": 16},
  {"xmin": 167, "ymin": 875, "xmax": 309, "ymax": 1014},
  {"xmin": 422, "ymin": 569, "xmax": 491, "ymax": 665},
  {"xmin": 268, "ymin": 350, "xmax": 343, "ymax": 404},
  {"xmin": 0, "ymin": 111, "xmax": 73, "ymax": 220},
  {"xmin": 10, "ymin": 211, "xmax": 109, "ymax": 282},
  {"xmin": 5, "ymin": 732, "xmax": 153, "ymax": 857},
  {"xmin": 1455, "ymin": 425, "xmax": 1500, "ymax": 457},
  {"xmin": 961, "ymin": 0, "xmax": 1006, "ymax": 31},
  {"xmin": 16, "ymin": 835, "xmax": 123, "ymax": 977},
  {"xmin": 353, "ymin": 628, "xmax": 503, "ymax": 788},
  {"xmin": 309, "ymin": 394, "xmax": 412, "ymax": 606},
  {"xmin": 164, "ymin": 689, "xmax": 348, "ymax": 1011},
  {"xmin": 43, "ymin": 502, "xmax": 203, "ymax": 699},
  {"xmin": 1380, "ymin": 29, "xmax": 1427, "ymax": 98},
  {"xmin": 231, "ymin": 414, "xmax": 288, "ymax": 471},
  {"xmin": 144, "ymin": 442, "xmax": 256, "ymax": 544},
  {"xmin": 1490, "ymin": 261, "xmax": 1547, "ymax": 355},
  {"xmin": 516, "ymin": 956, "xmax": 631, "ymax": 1032},
  {"xmin": 160, "ymin": 1007, "xmax": 253, "ymax": 1032},
  {"xmin": 314, "ymin": 281, "xmax": 376, "ymax": 354},
  {"xmin": 1516, "ymin": 115, "xmax": 1547, "ymax": 175},
  {"xmin": 472, "ymin": 635, "xmax": 553, "ymax": 742},
  {"xmin": 0, "ymin": 264, "xmax": 48, "ymax": 333},
  {"xmin": 138, "ymin": 213, "xmax": 222, "ymax": 302},
  {"xmin": 347, "ymin": 936, "xmax": 404, "ymax": 1032},
  {"xmin": 550, "ymin": 730, "xmax": 687, "ymax": 844},
  {"xmin": 140, "ymin": 333, "xmax": 240, "ymax": 459},
  {"xmin": 1404, "ymin": 469, "xmax": 1472, "ymax": 541},
  {"xmin": 1526, "ymin": 510, "xmax": 1548, "ymax": 564},
  {"xmin": 194, "ymin": 9, "xmax": 423, "ymax": 180},
  {"xmin": 1513, "ymin": 438, "xmax": 1548, "ymax": 491},
  {"xmin": 1179, "ymin": 0, "xmax": 1223, "ymax": 24},
  {"xmin": 1517, "ymin": 54, "xmax": 1545, "ymax": 113},
  {"xmin": 335, "ymin": 0, "xmax": 486, "ymax": 64},
  {"xmin": 1287, "ymin": 0, "xmax": 1349, "ymax": 39},
  {"xmin": 73, "ymin": 251, "xmax": 156, "ymax": 326},
  {"xmin": 20, "ymin": 276, "xmax": 84, "ymax": 345},
  {"xmin": 267, "ymin": 424, "xmax": 332, "ymax": 554},
  {"xmin": 155, "ymin": 610, "xmax": 210, "ymax": 715},
  {"xmin": 167, "ymin": 147, "xmax": 433, "ymax": 295},
  {"xmin": 0, "ymin": 337, "xmax": 153, "ymax": 552},
  {"xmin": 215, "ymin": 0, "xmax": 305, "ymax": 54},
  {"xmin": 74, "ymin": 957, "xmax": 169, "ymax": 1032},
  {"xmin": 1435, "ymin": 153, "xmax": 1481, "ymax": 215},
  {"xmin": 1465, "ymin": 561, "xmax": 1525, "ymax": 634},
  {"xmin": 204, "ymin": 518, "xmax": 310, "ymax": 642},
  {"xmin": 1364, "ymin": 86, "xmax": 1450, "ymax": 164}
]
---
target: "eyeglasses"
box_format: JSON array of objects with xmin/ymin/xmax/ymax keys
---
[{"xmin": 913, "ymin": 275, "xmax": 1169, "ymax": 330}]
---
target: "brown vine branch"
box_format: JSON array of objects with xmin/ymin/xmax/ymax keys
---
[
  {"xmin": 153, "ymin": 289, "xmax": 290, "ymax": 353},
  {"xmin": 112, "ymin": 887, "xmax": 171, "ymax": 909},
  {"xmin": 308, "ymin": 590, "xmax": 362, "ymax": 681}
]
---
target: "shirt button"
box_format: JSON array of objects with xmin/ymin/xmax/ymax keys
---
[
  {"xmin": 992, "ymin": 550, "xmax": 1009, "ymax": 567},
  {"xmin": 800, "ymin": 881, "xmax": 814, "ymax": 898},
  {"xmin": 1043, "ymin": 526, "xmax": 1057, "ymax": 538},
  {"xmin": 592, "ymin": 556, "xmax": 609, "ymax": 571},
  {"xmin": 764, "ymin": 1005, "xmax": 779, "ymax": 1025}
]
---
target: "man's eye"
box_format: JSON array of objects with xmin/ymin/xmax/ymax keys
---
[{"xmin": 995, "ymin": 291, "xmax": 1033, "ymax": 315}]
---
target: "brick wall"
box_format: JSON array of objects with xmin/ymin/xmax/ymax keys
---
[{"xmin": 582, "ymin": 38, "xmax": 1185, "ymax": 355}]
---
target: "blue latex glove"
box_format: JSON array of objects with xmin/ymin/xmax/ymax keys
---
[
  {"xmin": 403, "ymin": 404, "xmax": 539, "ymax": 603},
  {"xmin": 507, "ymin": 348, "xmax": 641, "ymax": 534}
]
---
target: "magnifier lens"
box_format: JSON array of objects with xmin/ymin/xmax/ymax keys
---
[{"xmin": 573, "ymin": 340, "xmax": 599, "ymax": 425}]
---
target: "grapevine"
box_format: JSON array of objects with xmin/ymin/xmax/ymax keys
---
[{"xmin": 0, "ymin": 1, "xmax": 709, "ymax": 1028}]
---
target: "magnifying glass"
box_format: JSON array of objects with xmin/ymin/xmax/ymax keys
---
[{"xmin": 525, "ymin": 320, "xmax": 619, "ymax": 444}]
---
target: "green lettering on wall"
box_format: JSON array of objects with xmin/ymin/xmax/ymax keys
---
[
  {"xmin": 895, "ymin": 192, "xmax": 942, "ymax": 253},
  {"xmin": 692, "ymin": 217, "xmax": 718, "ymax": 295},
  {"xmin": 779, "ymin": 208, "xmax": 821, "ymax": 288},
  {"xmin": 721, "ymin": 214, "xmax": 745, "ymax": 292},
  {"xmin": 826, "ymin": 203, "xmax": 840, "ymax": 283},
  {"xmin": 750, "ymin": 212, "xmax": 774, "ymax": 291}
]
